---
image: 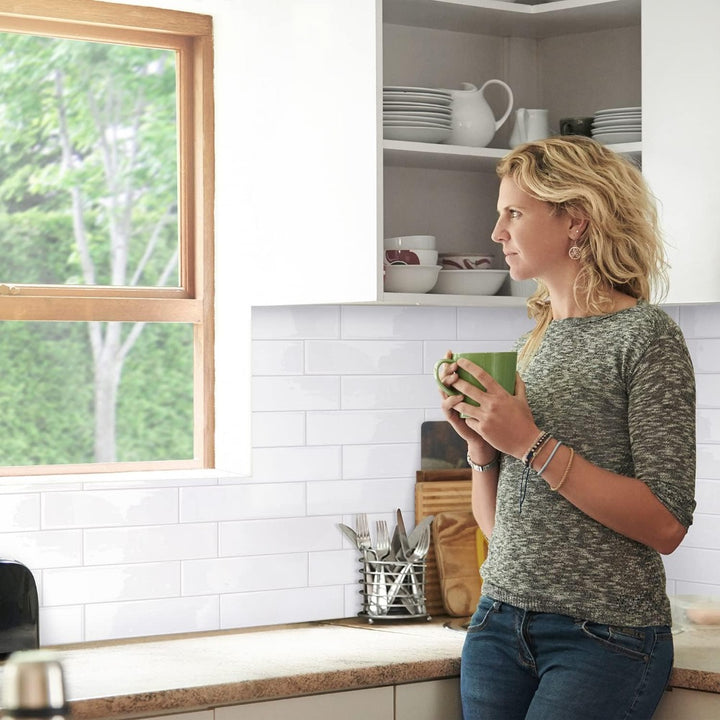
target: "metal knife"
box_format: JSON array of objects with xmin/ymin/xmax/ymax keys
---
[
  {"xmin": 407, "ymin": 515, "xmax": 434, "ymax": 549},
  {"xmin": 336, "ymin": 522, "xmax": 360, "ymax": 548}
]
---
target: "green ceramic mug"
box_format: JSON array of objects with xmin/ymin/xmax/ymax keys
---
[{"xmin": 434, "ymin": 352, "xmax": 517, "ymax": 412}]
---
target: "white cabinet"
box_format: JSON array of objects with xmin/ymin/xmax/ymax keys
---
[
  {"xmin": 395, "ymin": 678, "xmax": 463, "ymax": 720},
  {"xmin": 246, "ymin": 0, "xmax": 718, "ymax": 307},
  {"xmin": 642, "ymin": 0, "xmax": 720, "ymax": 303},
  {"xmin": 215, "ymin": 686, "xmax": 394, "ymax": 720}
]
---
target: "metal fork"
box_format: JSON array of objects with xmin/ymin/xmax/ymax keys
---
[
  {"xmin": 355, "ymin": 513, "xmax": 378, "ymax": 614},
  {"xmin": 386, "ymin": 526, "xmax": 430, "ymax": 612},
  {"xmin": 374, "ymin": 520, "xmax": 392, "ymax": 614}
]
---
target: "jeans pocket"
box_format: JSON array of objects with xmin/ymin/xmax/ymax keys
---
[
  {"xmin": 466, "ymin": 597, "xmax": 501, "ymax": 634},
  {"xmin": 579, "ymin": 620, "xmax": 651, "ymax": 661}
]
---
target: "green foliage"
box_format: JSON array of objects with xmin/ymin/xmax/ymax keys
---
[{"xmin": 0, "ymin": 31, "xmax": 192, "ymax": 466}]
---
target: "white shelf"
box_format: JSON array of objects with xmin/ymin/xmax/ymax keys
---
[
  {"xmin": 384, "ymin": 140, "xmax": 641, "ymax": 171},
  {"xmin": 383, "ymin": 0, "xmax": 640, "ymax": 38},
  {"xmin": 376, "ymin": 292, "xmax": 529, "ymax": 307}
]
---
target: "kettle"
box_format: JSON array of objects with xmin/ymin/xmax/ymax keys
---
[
  {"xmin": 509, "ymin": 108, "xmax": 552, "ymax": 147},
  {"xmin": 447, "ymin": 80, "xmax": 514, "ymax": 148}
]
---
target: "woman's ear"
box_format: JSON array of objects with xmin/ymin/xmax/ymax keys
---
[{"xmin": 568, "ymin": 216, "xmax": 588, "ymax": 240}]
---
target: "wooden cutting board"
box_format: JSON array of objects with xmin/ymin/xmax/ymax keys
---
[
  {"xmin": 415, "ymin": 469, "xmax": 472, "ymax": 616},
  {"xmin": 433, "ymin": 510, "xmax": 482, "ymax": 617}
]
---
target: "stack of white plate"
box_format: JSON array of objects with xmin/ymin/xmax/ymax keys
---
[
  {"xmin": 383, "ymin": 85, "xmax": 452, "ymax": 143},
  {"xmin": 591, "ymin": 106, "xmax": 641, "ymax": 145}
]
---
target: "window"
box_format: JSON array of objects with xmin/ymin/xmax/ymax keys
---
[{"xmin": 0, "ymin": 1, "xmax": 214, "ymax": 474}]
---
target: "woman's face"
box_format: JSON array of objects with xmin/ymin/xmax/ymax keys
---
[{"xmin": 491, "ymin": 176, "xmax": 581, "ymax": 285}]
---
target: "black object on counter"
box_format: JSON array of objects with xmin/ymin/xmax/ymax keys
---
[{"xmin": 0, "ymin": 559, "xmax": 39, "ymax": 660}]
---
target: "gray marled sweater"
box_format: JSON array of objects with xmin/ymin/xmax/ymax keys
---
[{"xmin": 481, "ymin": 302, "xmax": 696, "ymax": 627}]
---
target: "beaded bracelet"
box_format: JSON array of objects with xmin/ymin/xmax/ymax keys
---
[{"xmin": 522, "ymin": 430, "xmax": 551, "ymax": 467}]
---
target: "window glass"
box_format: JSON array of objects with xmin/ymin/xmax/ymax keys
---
[
  {"xmin": 0, "ymin": 321, "xmax": 193, "ymax": 466},
  {"xmin": 0, "ymin": 33, "xmax": 179, "ymax": 288}
]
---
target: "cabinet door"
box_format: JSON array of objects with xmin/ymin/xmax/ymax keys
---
[
  {"xmin": 653, "ymin": 687, "xmax": 720, "ymax": 719},
  {"xmin": 642, "ymin": 0, "xmax": 720, "ymax": 303},
  {"xmin": 395, "ymin": 678, "xmax": 463, "ymax": 720},
  {"xmin": 235, "ymin": 0, "xmax": 380, "ymax": 306},
  {"xmin": 215, "ymin": 686, "xmax": 394, "ymax": 720}
]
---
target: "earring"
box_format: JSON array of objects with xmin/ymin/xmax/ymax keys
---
[{"xmin": 568, "ymin": 245, "xmax": 581, "ymax": 260}]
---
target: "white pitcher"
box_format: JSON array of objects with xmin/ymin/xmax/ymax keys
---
[
  {"xmin": 509, "ymin": 108, "xmax": 551, "ymax": 147},
  {"xmin": 447, "ymin": 80, "xmax": 514, "ymax": 148}
]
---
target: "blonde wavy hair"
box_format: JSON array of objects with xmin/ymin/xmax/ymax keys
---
[{"xmin": 496, "ymin": 136, "xmax": 669, "ymax": 369}]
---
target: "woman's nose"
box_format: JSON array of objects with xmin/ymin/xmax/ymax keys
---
[{"xmin": 491, "ymin": 220, "xmax": 506, "ymax": 244}]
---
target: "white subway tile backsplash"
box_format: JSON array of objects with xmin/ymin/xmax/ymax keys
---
[
  {"xmin": 697, "ymin": 444, "xmax": 720, "ymax": 480},
  {"xmin": 220, "ymin": 586, "xmax": 344, "ymax": 628},
  {"xmin": 695, "ymin": 479, "xmax": 720, "ymax": 513},
  {"xmin": 0, "ymin": 530, "xmax": 82, "ymax": 569},
  {"xmin": 308, "ymin": 549, "xmax": 359, "ymax": 586},
  {"xmin": 84, "ymin": 523, "xmax": 217, "ymax": 565},
  {"xmin": 219, "ymin": 516, "xmax": 341, "ymax": 557},
  {"xmin": 251, "ymin": 446, "xmax": 341, "ymax": 483},
  {"xmin": 678, "ymin": 303, "xmax": 720, "ymax": 338},
  {"xmin": 686, "ymin": 338, "xmax": 720, "ymax": 373},
  {"xmin": 663, "ymin": 546, "xmax": 720, "ymax": 585},
  {"xmin": 43, "ymin": 562, "xmax": 180, "ymax": 606},
  {"xmin": 252, "ymin": 411, "xmax": 306, "ymax": 447},
  {"xmin": 341, "ymin": 375, "xmax": 437, "ymax": 410},
  {"xmin": 40, "ymin": 605, "xmax": 84, "ymax": 646},
  {"xmin": 182, "ymin": 554, "xmax": 307, "ymax": 595},
  {"xmin": 0, "ymin": 302, "xmax": 718, "ymax": 643},
  {"xmin": 457, "ymin": 306, "xmax": 535, "ymax": 341},
  {"xmin": 180, "ymin": 483, "xmax": 306, "ymax": 523},
  {"xmin": 252, "ymin": 340, "xmax": 304, "ymax": 375},
  {"xmin": 306, "ymin": 340, "xmax": 423, "ymax": 375},
  {"xmin": 341, "ymin": 305, "xmax": 457, "ymax": 339},
  {"xmin": 306, "ymin": 478, "xmax": 415, "ymax": 516},
  {"xmin": 252, "ymin": 376, "xmax": 341, "ymax": 411},
  {"xmin": 342, "ymin": 443, "xmax": 421, "ymax": 480},
  {"xmin": 307, "ymin": 409, "xmax": 425, "ymax": 445},
  {"xmin": 42, "ymin": 488, "xmax": 178, "ymax": 529},
  {"xmin": 252, "ymin": 305, "xmax": 340, "ymax": 339},
  {"xmin": 696, "ymin": 373, "xmax": 720, "ymax": 408},
  {"xmin": 683, "ymin": 514, "xmax": 720, "ymax": 550},
  {"xmin": 85, "ymin": 595, "xmax": 219, "ymax": 641},
  {"xmin": 0, "ymin": 494, "xmax": 40, "ymax": 531},
  {"xmin": 697, "ymin": 408, "xmax": 720, "ymax": 444}
]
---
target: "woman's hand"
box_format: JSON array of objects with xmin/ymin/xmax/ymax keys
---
[{"xmin": 446, "ymin": 357, "xmax": 539, "ymax": 461}]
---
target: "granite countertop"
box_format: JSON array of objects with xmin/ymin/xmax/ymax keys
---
[{"xmin": 2, "ymin": 617, "xmax": 719, "ymax": 720}]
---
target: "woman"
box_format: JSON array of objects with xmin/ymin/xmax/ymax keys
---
[{"xmin": 438, "ymin": 136, "xmax": 696, "ymax": 720}]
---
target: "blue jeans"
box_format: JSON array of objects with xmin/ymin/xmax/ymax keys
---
[{"xmin": 461, "ymin": 596, "xmax": 673, "ymax": 720}]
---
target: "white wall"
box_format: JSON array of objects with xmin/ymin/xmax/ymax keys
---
[{"xmin": 0, "ymin": 302, "xmax": 718, "ymax": 645}]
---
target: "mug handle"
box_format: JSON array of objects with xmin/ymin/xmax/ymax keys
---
[
  {"xmin": 433, "ymin": 357, "xmax": 460, "ymax": 395},
  {"xmin": 480, "ymin": 79, "xmax": 514, "ymax": 132}
]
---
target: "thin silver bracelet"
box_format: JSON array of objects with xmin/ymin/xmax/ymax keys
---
[
  {"xmin": 537, "ymin": 440, "xmax": 563, "ymax": 475},
  {"xmin": 467, "ymin": 451, "xmax": 500, "ymax": 473}
]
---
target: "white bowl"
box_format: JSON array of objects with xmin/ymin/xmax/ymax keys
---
[
  {"xmin": 384, "ymin": 249, "xmax": 438, "ymax": 266},
  {"xmin": 384, "ymin": 235, "xmax": 436, "ymax": 251},
  {"xmin": 439, "ymin": 253, "xmax": 494, "ymax": 270},
  {"xmin": 431, "ymin": 269, "xmax": 508, "ymax": 295},
  {"xmin": 383, "ymin": 264, "xmax": 440, "ymax": 293}
]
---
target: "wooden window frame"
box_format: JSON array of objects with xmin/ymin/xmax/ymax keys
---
[{"xmin": 0, "ymin": 0, "xmax": 214, "ymax": 476}]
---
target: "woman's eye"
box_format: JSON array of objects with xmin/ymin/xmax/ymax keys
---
[{"xmin": 509, "ymin": 209, "xmax": 521, "ymax": 219}]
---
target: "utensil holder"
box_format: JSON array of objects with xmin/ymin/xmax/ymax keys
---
[{"xmin": 357, "ymin": 553, "xmax": 430, "ymax": 622}]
